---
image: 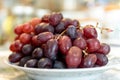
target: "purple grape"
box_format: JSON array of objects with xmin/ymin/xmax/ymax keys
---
[
  {"xmin": 32, "ymin": 48, "xmax": 43, "ymax": 59},
  {"xmin": 38, "ymin": 58, "xmax": 52, "ymax": 68},
  {"xmin": 44, "ymin": 39, "xmax": 58, "ymax": 60},
  {"xmin": 19, "ymin": 56, "xmax": 31, "ymax": 67},
  {"xmin": 22, "ymin": 44, "xmax": 33, "ymax": 55},
  {"xmin": 26, "ymin": 59, "xmax": 38, "ymax": 68},
  {"xmin": 66, "ymin": 25, "xmax": 77, "ymax": 40},
  {"xmin": 9, "ymin": 52, "xmax": 23, "ymax": 63},
  {"xmin": 55, "ymin": 22, "xmax": 65, "ymax": 33},
  {"xmin": 49, "ymin": 12, "xmax": 63, "ymax": 26}
]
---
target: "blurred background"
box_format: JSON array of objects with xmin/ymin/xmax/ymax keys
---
[{"xmin": 0, "ymin": 0, "xmax": 120, "ymax": 50}]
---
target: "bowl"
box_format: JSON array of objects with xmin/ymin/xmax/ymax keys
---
[{"xmin": 5, "ymin": 56, "xmax": 120, "ymax": 80}]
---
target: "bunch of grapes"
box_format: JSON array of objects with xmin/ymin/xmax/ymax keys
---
[{"xmin": 9, "ymin": 12, "xmax": 110, "ymax": 69}]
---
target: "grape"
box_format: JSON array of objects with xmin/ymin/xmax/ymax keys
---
[
  {"xmin": 53, "ymin": 61, "xmax": 66, "ymax": 69},
  {"xmin": 44, "ymin": 39, "xmax": 58, "ymax": 60},
  {"xmin": 37, "ymin": 32, "xmax": 54, "ymax": 43},
  {"xmin": 66, "ymin": 46, "xmax": 82, "ymax": 68},
  {"xmin": 13, "ymin": 40, "xmax": 23, "ymax": 52},
  {"xmin": 22, "ymin": 23, "xmax": 34, "ymax": 33},
  {"xmin": 9, "ymin": 12, "xmax": 111, "ymax": 69},
  {"xmin": 58, "ymin": 35, "xmax": 72, "ymax": 55},
  {"xmin": 35, "ymin": 23, "xmax": 54, "ymax": 34},
  {"xmin": 19, "ymin": 33, "xmax": 32, "ymax": 44},
  {"xmin": 41, "ymin": 43, "xmax": 47, "ymax": 51},
  {"xmin": 9, "ymin": 52, "xmax": 23, "ymax": 63},
  {"xmin": 32, "ymin": 48, "xmax": 43, "ymax": 59},
  {"xmin": 55, "ymin": 22, "xmax": 65, "ymax": 33},
  {"xmin": 38, "ymin": 58, "xmax": 52, "ymax": 68},
  {"xmin": 14, "ymin": 25, "xmax": 23, "ymax": 35},
  {"xmin": 9, "ymin": 40, "xmax": 23, "ymax": 52},
  {"xmin": 82, "ymin": 54, "xmax": 97, "ymax": 68},
  {"xmin": 9, "ymin": 42, "xmax": 16, "ymax": 52},
  {"xmin": 73, "ymin": 38, "xmax": 87, "ymax": 50},
  {"xmin": 32, "ymin": 35, "xmax": 40, "ymax": 46},
  {"xmin": 76, "ymin": 29, "xmax": 83, "ymax": 38},
  {"xmin": 41, "ymin": 14, "xmax": 50, "ymax": 23},
  {"xmin": 66, "ymin": 25, "xmax": 77, "ymax": 40},
  {"xmin": 62, "ymin": 18, "xmax": 72, "ymax": 28},
  {"xmin": 86, "ymin": 38, "xmax": 100, "ymax": 52},
  {"xmin": 71, "ymin": 19, "xmax": 79, "ymax": 27},
  {"xmin": 62, "ymin": 19, "xmax": 79, "ymax": 28},
  {"xmin": 83, "ymin": 25, "xmax": 97, "ymax": 39},
  {"xmin": 19, "ymin": 56, "xmax": 31, "ymax": 67},
  {"xmin": 42, "ymin": 23, "xmax": 54, "ymax": 33},
  {"xmin": 22, "ymin": 44, "xmax": 33, "ymax": 55},
  {"xmin": 14, "ymin": 35, "xmax": 19, "ymax": 40},
  {"xmin": 49, "ymin": 12, "xmax": 63, "ymax": 26},
  {"xmin": 96, "ymin": 43, "xmax": 110, "ymax": 55},
  {"xmin": 30, "ymin": 18, "xmax": 41, "ymax": 27},
  {"xmin": 25, "ymin": 59, "xmax": 38, "ymax": 68},
  {"xmin": 34, "ymin": 23, "xmax": 45, "ymax": 34},
  {"xmin": 95, "ymin": 53, "xmax": 108, "ymax": 66}
]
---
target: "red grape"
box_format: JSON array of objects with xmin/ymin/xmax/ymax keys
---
[
  {"xmin": 82, "ymin": 54, "xmax": 97, "ymax": 68},
  {"xmin": 19, "ymin": 33, "xmax": 32, "ymax": 44},
  {"xmin": 32, "ymin": 35, "xmax": 41, "ymax": 46},
  {"xmin": 22, "ymin": 23, "xmax": 34, "ymax": 33},
  {"xmin": 66, "ymin": 46, "xmax": 82, "ymax": 68},
  {"xmin": 9, "ymin": 42, "xmax": 17, "ymax": 52},
  {"xmin": 96, "ymin": 43, "xmax": 110, "ymax": 55},
  {"xmin": 30, "ymin": 18, "xmax": 41, "ymax": 27},
  {"xmin": 86, "ymin": 38, "xmax": 100, "ymax": 52},
  {"xmin": 14, "ymin": 35, "xmax": 20, "ymax": 40},
  {"xmin": 41, "ymin": 14, "xmax": 50, "ymax": 23},
  {"xmin": 83, "ymin": 25, "xmax": 97, "ymax": 39},
  {"xmin": 73, "ymin": 38, "xmax": 87, "ymax": 50},
  {"xmin": 58, "ymin": 35, "xmax": 72, "ymax": 55},
  {"xmin": 9, "ymin": 40, "xmax": 23, "ymax": 52},
  {"xmin": 14, "ymin": 25, "xmax": 23, "ymax": 35}
]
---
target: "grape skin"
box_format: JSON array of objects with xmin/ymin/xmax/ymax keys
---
[{"xmin": 58, "ymin": 36, "xmax": 72, "ymax": 55}]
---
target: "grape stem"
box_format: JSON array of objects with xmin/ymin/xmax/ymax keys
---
[
  {"xmin": 95, "ymin": 22, "xmax": 113, "ymax": 34},
  {"xmin": 82, "ymin": 50, "xmax": 88, "ymax": 56},
  {"xmin": 56, "ymin": 29, "xmax": 67, "ymax": 40}
]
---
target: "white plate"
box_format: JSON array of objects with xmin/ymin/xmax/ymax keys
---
[{"xmin": 5, "ymin": 56, "xmax": 120, "ymax": 80}]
